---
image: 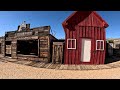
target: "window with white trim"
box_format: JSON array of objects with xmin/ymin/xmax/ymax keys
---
[
  {"xmin": 67, "ymin": 39, "xmax": 76, "ymax": 49},
  {"xmin": 96, "ymin": 40, "xmax": 104, "ymax": 50}
]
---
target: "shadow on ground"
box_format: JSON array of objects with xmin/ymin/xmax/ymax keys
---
[{"xmin": 105, "ymin": 56, "xmax": 120, "ymax": 64}]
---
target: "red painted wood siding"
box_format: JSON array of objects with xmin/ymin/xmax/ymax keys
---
[
  {"xmin": 64, "ymin": 26, "xmax": 106, "ymax": 65},
  {"xmin": 63, "ymin": 12, "xmax": 108, "ymax": 65}
]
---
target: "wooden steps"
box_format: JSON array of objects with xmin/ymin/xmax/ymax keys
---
[
  {"xmin": 59, "ymin": 65, "xmax": 68, "ymax": 70},
  {"xmin": 67, "ymin": 65, "xmax": 76, "ymax": 70},
  {"xmin": 45, "ymin": 63, "xmax": 53, "ymax": 69},
  {"xmin": 48, "ymin": 64, "xmax": 58, "ymax": 69},
  {"xmin": 55, "ymin": 64, "xmax": 61, "ymax": 69},
  {"xmin": 32, "ymin": 62, "xmax": 45, "ymax": 68},
  {"xmin": 75, "ymin": 65, "xmax": 81, "ymax": 70},
  {"xmin": 14, "ymin": 60, "xmax": 27, "ymax": 64}
]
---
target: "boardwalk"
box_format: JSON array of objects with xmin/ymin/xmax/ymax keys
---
[
  {"xmin": 0, "ymin": 58, "xmax": 120, "ymax": 79},
  {"xmin": 0, "ymin": 57, "xmax": 120, "ymax": 71},
  {"xmin": 1, "ymin": 58, "xmax": 120, "ymax": 79}
]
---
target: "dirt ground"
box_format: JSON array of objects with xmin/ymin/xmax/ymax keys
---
[{"xmin": 0, "ymin": 61, "xmax": 120, "ymax": 79}]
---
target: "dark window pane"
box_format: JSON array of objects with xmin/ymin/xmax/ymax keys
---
[
  {"xmin": 72, "ymin": 40, "xmax": 75, "ymax": 48},
  {"xmin": 97, "ymin": 41, "xmax": 101, "ymax": 50},
  {"xmin": 101, "ymin": 41, "xmax": 103, "ymax": 50},
  {"xmin": 68, "ymin": 40, "xmax": 72, "ymax": 48}
]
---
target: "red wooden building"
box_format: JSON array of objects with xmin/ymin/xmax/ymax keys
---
[{"xmin": 62, "ymin": 11, "xmax": 109, "ymax": 65}]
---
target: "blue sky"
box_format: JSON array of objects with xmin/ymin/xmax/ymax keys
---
[{"xmin": 0, "ymin": 11, "xmax": 119, "ymax": 39}]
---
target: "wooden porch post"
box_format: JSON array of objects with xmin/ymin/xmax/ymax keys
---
[{"xmin": 38, "ymin": 39, "xmax": 40, "ymax": 57}]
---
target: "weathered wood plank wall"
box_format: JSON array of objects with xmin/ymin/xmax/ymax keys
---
[{"xmin": 52, "ymin": 42, "xmax": 64, "ymax": 64}]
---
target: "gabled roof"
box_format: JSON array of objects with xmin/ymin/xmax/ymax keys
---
[{"xmin": 62, "ymin": 11, "xmax": 109, "ymax": 28}]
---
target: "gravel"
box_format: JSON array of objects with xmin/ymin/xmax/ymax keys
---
[{"xmin": 0, "ymin": 61, "xmax": 120, "ymax": 79}]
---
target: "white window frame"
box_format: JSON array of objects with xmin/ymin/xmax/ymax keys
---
[
  {"xmin": 96, "ymin": 40, "xmax": 104, "ymax": 50},
  {"xmin": 67, "ymin": 39, "xmax": 76, "ymax": 49}
]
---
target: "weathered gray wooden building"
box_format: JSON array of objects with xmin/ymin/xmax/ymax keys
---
[
  {"xmin": 0, "ymin": 22, "xmax": 57, "ymax": 63},
  {"xmin": 0, "ymin": 36, "xmax": 5, "ymax": 57},
  {"xmin": 107, "ymin": 38, "xmax": 120, "ymax": 56}
]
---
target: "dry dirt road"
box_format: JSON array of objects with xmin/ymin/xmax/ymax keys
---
[{"xmin": 0, "ymin": 61, "xmax": 120, "ymax": 79}]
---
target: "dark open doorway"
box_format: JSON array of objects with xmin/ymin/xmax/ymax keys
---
[{"xmin": 17, "ymin": 40, "xmax": 38, "ymax": 56}]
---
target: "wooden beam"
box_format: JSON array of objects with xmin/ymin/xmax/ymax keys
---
[{"xmin": 38, "ymin": 39, "xmax": 40, "ymax": 58}]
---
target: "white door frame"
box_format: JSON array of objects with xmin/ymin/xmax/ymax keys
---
[{"xmin": 81, "ymin": 38, "xmax": 91, "ymax": 62}]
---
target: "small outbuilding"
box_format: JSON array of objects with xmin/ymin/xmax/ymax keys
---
[{"xmin": 62, "ymin": 11, "xmax": 109, "ymax": 65}]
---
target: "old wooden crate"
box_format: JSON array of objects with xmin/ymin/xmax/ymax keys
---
[{"xmin": 52, "ymin": 42, "xmax": 64, "ymax": 64}]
